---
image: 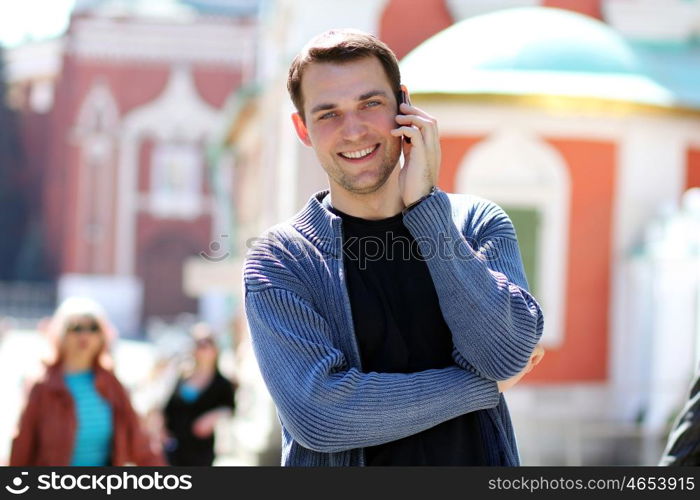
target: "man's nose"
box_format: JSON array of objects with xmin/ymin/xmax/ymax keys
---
[{"xmin": 340, "ymin": 113, "xmax": 367, "ymax": 141}]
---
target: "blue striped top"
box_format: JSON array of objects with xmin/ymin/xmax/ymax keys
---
[{"xmin": 64, "ymin": 370, "xmax": 114, "ymax": 466}]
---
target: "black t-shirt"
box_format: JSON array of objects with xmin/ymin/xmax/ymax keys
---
[{"xmin": 324, "ymin": 196, "xmax": 500, "ymax": 465}]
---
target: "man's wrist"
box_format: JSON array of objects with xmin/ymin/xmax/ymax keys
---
[{"xmin": 402, "ymin": 186, "xmax": 438, "ymax": 215}]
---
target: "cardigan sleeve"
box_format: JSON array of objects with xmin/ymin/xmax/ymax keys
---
[
  {"xmin": 244, "ymin": 285, "xmax": 500, "ymax": 453},
  {"xmin": 402, "ymin": 188, "xmax": 544, "ymax": 381}
]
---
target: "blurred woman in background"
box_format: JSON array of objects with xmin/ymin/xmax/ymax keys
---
[
  {"xmin": 10, "ymin": 297, "xmax": 164, "ymax": 466},
  {"xmin": 162, "ymin": 323, "xmax": 236, "ymax": 465}
]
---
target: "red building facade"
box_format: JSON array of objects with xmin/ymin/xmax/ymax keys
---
[{"xmin": 10, "ymin": 4, "xmax": 257, "ymax": 332}]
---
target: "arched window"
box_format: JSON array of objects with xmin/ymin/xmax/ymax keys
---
[
  {"xmin": 73, "ymin": 81, "xmax": 120, "ymax": 272},
  {"xmin": 150, "ymin": 141, "xmax": 203, "ymax": 219},
  {"xmin": 456, "ymin": 129, "xmax": 570, "ymax": 347}
]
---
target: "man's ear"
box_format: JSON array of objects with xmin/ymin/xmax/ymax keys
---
[{"xmin": 292, "ymin": 112, "xmax": 312, "ymax": 147}]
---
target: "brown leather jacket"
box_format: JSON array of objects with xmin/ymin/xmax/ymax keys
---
[{"xmin": 10, "ymin": 362, "xmax": 165, "ymax": 466}]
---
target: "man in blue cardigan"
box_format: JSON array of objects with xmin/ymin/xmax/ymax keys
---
[{"xmin": 244, "ymin": 29, "xmax": 545, "ymax": 466}]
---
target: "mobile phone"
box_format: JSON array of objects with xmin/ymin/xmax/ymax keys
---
[{"xmin": 397, "ymin": 84, "xmax": 411, "ymax": 144}]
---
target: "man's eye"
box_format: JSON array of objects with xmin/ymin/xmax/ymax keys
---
[
  {"xmin": 319, "ymin": 112, "xmax": 337, "ymax": 120},
  {"xmin": 364, "ymin": 101, "xmax": 381, "ymax": 108}
]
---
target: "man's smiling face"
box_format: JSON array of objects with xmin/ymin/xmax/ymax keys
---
[{"xmin": 293, "ymin": 56, "xmax": 402, "ymax": 195}]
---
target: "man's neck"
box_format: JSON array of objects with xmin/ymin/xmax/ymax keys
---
[{"xmin": 327, "ymin": 172, "xmax": 405, "ymax": 220}]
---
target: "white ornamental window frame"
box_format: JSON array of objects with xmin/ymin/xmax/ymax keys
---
[
  {"xmin": 455, "ymin": 129, "xmax": 571, "ymax": 348},
  {"xmin": 149, "ymin": 142, "xmax": 203, "ymax": 220}
]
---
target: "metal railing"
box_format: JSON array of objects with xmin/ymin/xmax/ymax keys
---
[{"xmin": 0, "ymin": 281, "xmax": 56, "ymax": 328}]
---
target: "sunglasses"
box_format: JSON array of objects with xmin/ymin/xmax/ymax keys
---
[{"xmin": 66, "ymin": 321, "xmax": 100, "ymax": 334}]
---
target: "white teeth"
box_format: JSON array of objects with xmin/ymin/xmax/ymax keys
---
[{"xmin": 340, "ymin": 145, "xmax": 376, "ymax": 159}]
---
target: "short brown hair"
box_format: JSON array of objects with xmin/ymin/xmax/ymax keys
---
[{"xmin": 287, "ymin": 29, "xmax": 401, "ymax": 121}]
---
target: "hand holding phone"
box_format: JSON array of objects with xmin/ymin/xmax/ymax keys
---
[{"xmin": 391, "ymin": 84, "xmax": 442, "ymax": 208}]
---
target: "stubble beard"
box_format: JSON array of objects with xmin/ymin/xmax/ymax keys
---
[{"xmin": 328, "ymin": 139, "xmax": 401, "ymax": 195}]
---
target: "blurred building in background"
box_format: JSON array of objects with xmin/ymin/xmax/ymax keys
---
[
  {"xmin": 2, "ymin": 0, "xmax": 700, "ymax": 466},
  {"xmin": 2, "ymin": 0, "xmax": 268, "ymax": 467},
  {"xmin": 5, "ymin": 0, "xmax": 258, "ymax": 335}
]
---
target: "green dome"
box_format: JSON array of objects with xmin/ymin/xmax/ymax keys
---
[{"xmin": 401, "ymin": 7, "xmax": 676, "ymax": 108}]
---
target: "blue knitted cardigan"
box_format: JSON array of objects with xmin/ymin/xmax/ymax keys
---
[{"xmin": 244, "ymin": 187, "xmax": 544, "ymax": 466}]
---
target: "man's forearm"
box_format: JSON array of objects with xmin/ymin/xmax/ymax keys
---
[
  {"xmin": 402, "ymin": 189, "xmax": 544, "ymax": 380},
  {"xmin": 245, "ymin": 286, "xmax": 501, "ymax": 452}
]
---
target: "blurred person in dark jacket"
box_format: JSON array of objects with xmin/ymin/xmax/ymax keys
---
[
  {"xmin": 162, "ymin": 323, "xmax": 236, "ymax": 465},
  {"xmin": 10, "ymin": 297, "xmax": 165, "ymax": 466},
  {"xmin": 660, "ymin": 364, "xmax": 700, "ymax": 466}
]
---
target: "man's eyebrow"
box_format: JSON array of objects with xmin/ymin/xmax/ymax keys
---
[
  {"xmin": 309, "ymin": 90, "xmax": 389, "ymax": 115},
  {"xmin": 358, "ymin": 90, "xmax": 388, "ymax": 101},
  {"xmin": 310, "ymin": 102, "xmax": 336, "ymax": 115}
]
